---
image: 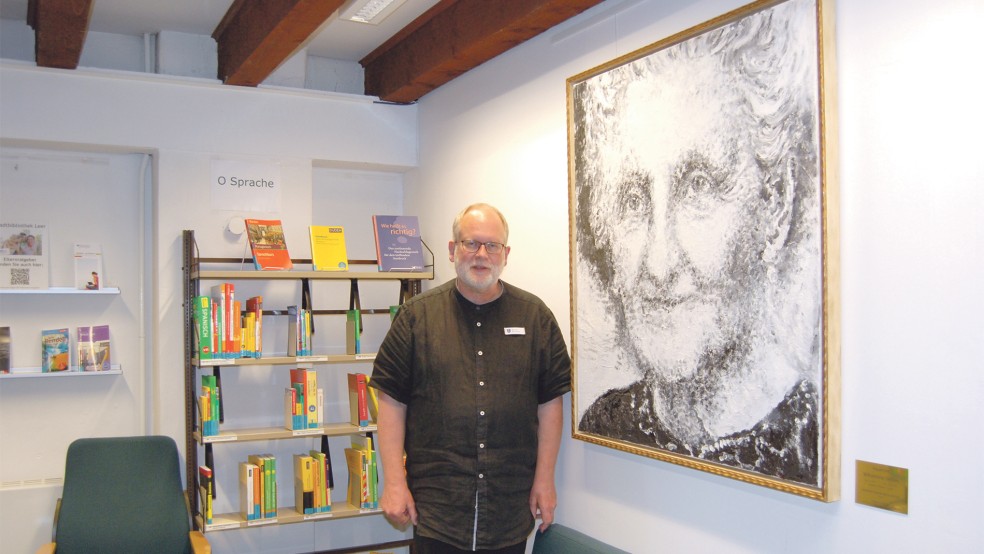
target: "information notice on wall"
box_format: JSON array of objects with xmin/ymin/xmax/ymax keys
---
[
  {"xmin": 0, "ymin": 222, "xmax": 48, "ymax": 289},
  {"xmin": 855, "ymin": 460, "xmax": 909, "ymax": 514},
  {"xmin": 210, "ymin": 160, "xmax": 282, "ymax": 213}
]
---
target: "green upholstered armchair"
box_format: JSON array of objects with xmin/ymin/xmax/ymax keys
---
[{"xmin": 36, "ymin": 435, "xmax": 210, "ymax": 554}]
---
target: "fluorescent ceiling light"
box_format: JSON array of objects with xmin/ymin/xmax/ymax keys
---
[{"xmin": 340, "ymin": 0, "xmax": 408, "ymax": 25}]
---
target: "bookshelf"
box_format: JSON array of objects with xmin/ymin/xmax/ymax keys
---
[{"xmin": 181, "ymin": 229, "xmax": 431, "ymax": 539}]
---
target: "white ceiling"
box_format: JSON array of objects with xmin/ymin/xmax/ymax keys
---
[{"xmin": 0, "ymin": 0, "xmax": 442, "ymax": 61}]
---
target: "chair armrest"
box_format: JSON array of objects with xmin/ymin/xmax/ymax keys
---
[
  {"xmin": 189, "ymin": 530, "xmax": 211, "ymax": 554},
  {"xmin": 35, "ymin": 542, "xmax": 56, "ymax": 554}
]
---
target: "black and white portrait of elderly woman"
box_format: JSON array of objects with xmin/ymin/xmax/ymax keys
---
[{"xmin": 570, "ymin": 0, "xmax": 830, "ymax": 488}]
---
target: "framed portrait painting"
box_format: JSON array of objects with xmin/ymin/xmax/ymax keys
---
[{"xmin": 567, "ymin": 0, "xmax": 840, "ymax": 501}]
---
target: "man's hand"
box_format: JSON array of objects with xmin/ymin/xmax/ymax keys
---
[
  {"xmin": 381, "ymin": 481, "xmax": 418, "ymax": 530},
  {"xmin": 530, "ymin": 479, "xmax": 557, "ymax": 532}
]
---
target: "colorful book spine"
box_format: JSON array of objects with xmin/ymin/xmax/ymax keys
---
[
  {"xmin": 245, "ymin": 295, "xmax": 263, "ymax": 358},
  {"xmin": 345, "ymin": 309, "xmax": 361, "ymax": 355},
  {"xmin": 305, "ymin": 369, "xmax": 318, "ymax": 428},
  {"xmin": 240, "ymin": 462, "xmax": 256, "ymax": 521},
  {"xmin": 294, "ymin": 454, "xmax": 315, "ymax": 515},
  {"xmin": 198, "ymin": 465, "xmax": 214, "ymax": 525},
  {"xmin": 193, "ymin": 296, "xmax": 213, "ymax": 361},
  {"xmin": 347, "ymin": 373, "xmax": 369, "ymax": 427}
]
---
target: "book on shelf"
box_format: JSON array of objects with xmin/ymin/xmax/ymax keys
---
[
  {"xmin": 287, "ymin": 305, "xmax": 312, "ymax": 357},
  {"xmin": 371, "ymin": 215, "xmax": 425, "ymax": 272},
  {"xmin": 72, "ymin": 243, "xmax": 103, "ymax": 290},
  {"xmin": 210, "ymin": 283, "xmax": 236, "ymax": 358},
  {"xmin": 0, "ymin": 222, "xmax": 48, "ymax": 289},
  {"xmin": 309, "ymin": 448, "xmax": 332, "ymax": 513},
  {"xmin": 198, "ymin": 465, "xmax": 214, "ymax": 525},
  {"xmin": 294, "ymin": 454, "xmax": 316, "ymax": 515},
  {"xmin": 0, "ymin": 326, "xmax": 10, "ymax": 374},
  {"xmin": 344, "ymin": 447, "xmax": 367, "ymax": 510},
  {"xmin": 200, "ymin": 374, "xmax": 219, "ymax": 436},
  {"xmin": 348, "ymin": 372, "xmax": 369, "ymax": 427},
  {"xmin": 309, "ymin": 225, "xmax": 348, "ymax": 271},
  {"xmin": 244, "ymin": 295, "xmax": 263, "ymax": 358},
  {"xmin": 239, "ymin": 462, "xmax": 258, "ymax": 521},
  {"xmin": 285, "ymin": 368, "xmax": 318, "ymax": 430},
  {"xmin": 365, "ymin": 376, "xmax": 379, "ymax": 423},
  {"xmin": 192, "ymin": 296, "xmax": 213, "ymax": 361},
  {"xmin": 41, "ymin": 328, "xmax": 69, "ymax": 372},
  {"xmin": 345, "ymin": 309, "xmax": 361, "ymax": 355},
  {"xmin": 350, "ymin": 434, "xmax": 378, "ymax": 509},
  {"xmin": 320, "ymin": 435, "xmax": 335, "ymax": 490},
  {"xmin": 245, "ymin": 218, "xmax": 293, "ymax": 271},
  {"xmin": 77, "ymin": 324, "xmax": 111, "ymax": 371}
]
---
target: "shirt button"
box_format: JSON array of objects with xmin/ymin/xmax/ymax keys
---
[
  {"xmin": 476, "ymin": 322, "xmax": 482, "ymax": 327},
  {"xmin": 479, "ymin": 410, "xmax": 485, "ymax": 416},
  {"xmin": 478, "ymin": 351, "xmax": 483, "ymax": 356},
  {"xmin": 479, "ymin": 474, "xmax": 484, "ymax": 479},
  {"xmin": 480, "ymin": 443, "xmax": 485, "ymax": 449},
  {"xmin": 479, "ymin": 381, "xmax": 485, "ymax": 386}
]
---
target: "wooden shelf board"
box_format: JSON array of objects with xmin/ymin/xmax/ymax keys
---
[
  {"xmin": 200, "ymin": 503, "xmax": 383, "ymax": 532},
  {"xmin": 193, "ymin": 269, "xmax": 432, "ymax": 281},
  {"xmin": 194, "ymin": 354, "xmax": 376, "ymax": 366},
  {"xmin": 195, "ymin": 422, "xmax": 377, "ymax": 444}
]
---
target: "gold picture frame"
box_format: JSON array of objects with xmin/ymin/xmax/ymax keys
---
[{"xmin": 567, "ymin": 0, "xmax": 839, "ymax": 501}]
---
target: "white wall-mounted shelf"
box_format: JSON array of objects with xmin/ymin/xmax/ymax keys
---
[
  {"xmin": 0, "ymin": 287, "xmax": 121, "ymax": 295},
  {"xmin": 0, "ymin": 365, "xmax": 122, "ymax": 379}
]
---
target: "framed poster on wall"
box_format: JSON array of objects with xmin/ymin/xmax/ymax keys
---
[{"xmin": 567, "ymin": 0, "xmax": 840, "ymax": 501}]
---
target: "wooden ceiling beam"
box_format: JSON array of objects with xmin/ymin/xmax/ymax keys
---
[
  {"xmin": 213, "ymin": 0, "xmax": 346, "ymax": 86},
  {"xmin": 361, "ymin": 0, "xmax": 605, "ymax": 103},
  {"xmin": 27, "ymin": 0, "xmax": 93, "ymax": 70}
]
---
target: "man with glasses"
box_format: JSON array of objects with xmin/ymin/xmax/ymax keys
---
[{"xmin": 370, "ymin": 203, "xmax": 571, "ymax": 553}]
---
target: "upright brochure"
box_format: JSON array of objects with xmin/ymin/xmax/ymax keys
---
[
  {"xmin": 309, "ymin": 225, "xmax": 348, "ymax": 271},
  {"xmin": 0, "ymin": 222, "xmax": 48, "ymax": 289},
  {"xmin": 371, "ymin": 215, "xmax": 425, "ymax": 272},
  {"xmin": 41, "ymin": 328, "xmax": 70, "ymax": 372},
  {"xmin": 73, "ymin": 243, "xmax": 103, "ymax": 290},
  {"xmin": 77, "ymin": 324, "xmax": 111, "ymax": 371},
  {"xmin": 0, "ymin": 326, "xmax": 10, "ymax": 374},
  {"xmin": 245, "ymin": 219, "xmax": 293, "ymax": 270}
]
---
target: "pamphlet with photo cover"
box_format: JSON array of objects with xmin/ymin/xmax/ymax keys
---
[{"xmin": 0, "ymin": 222, "xmax": 48, "ymax": 289}]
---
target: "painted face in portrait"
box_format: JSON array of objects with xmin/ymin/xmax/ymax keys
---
[{"xmin": 593, "ymin": 54, "xmax": 794, "ymax": 385}]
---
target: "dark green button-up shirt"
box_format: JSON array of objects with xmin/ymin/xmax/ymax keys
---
[{"xmin": 370, "ymin": 279, "xmax": 571, "ymax": 550}]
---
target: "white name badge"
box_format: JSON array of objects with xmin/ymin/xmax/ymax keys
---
[{"xmin": 504, "ymin": 327, "xmax": 526, "ymax": 335}]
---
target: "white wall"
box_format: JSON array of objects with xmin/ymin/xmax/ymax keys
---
[{"xmin": 410, "ymin": 0, "xmax": 983, "ymax": 552}]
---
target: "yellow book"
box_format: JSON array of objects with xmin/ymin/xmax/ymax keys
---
[
  {"xmin": 305, "ymin": 369, "xmax": 319, "ymax": 427},
  {"xmin": 309, "ymin": 225, "xmax": 348, "ymax": 271},
  {"xmin": 294, "ymin": 454, "xmax": 315, "ymax": 515},
  {"xmin": 344, "ymin": 447, "xmax": 367, "ymax": 509}
]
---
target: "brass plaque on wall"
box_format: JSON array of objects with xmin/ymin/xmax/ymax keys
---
[{"xmin": 856, "ymin": 460, "xmax": 909, "ymax": 514}]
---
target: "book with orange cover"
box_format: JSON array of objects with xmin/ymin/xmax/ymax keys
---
[{"xmin": 245, "ymin": 218, "xmax": 293, "ymax": 270}]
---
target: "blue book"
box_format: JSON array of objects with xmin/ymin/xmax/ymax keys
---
[{"xmin": 371, "ymin": 215, "xmax": 425, "ymax": 272}]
